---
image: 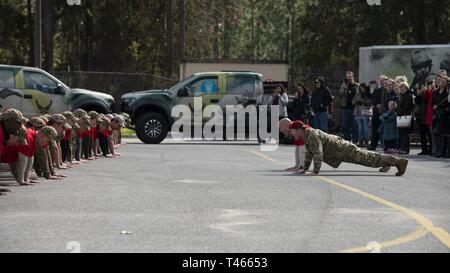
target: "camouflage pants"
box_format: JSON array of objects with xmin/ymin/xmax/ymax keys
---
[
  {"xmin": 82, "ymin": 137, "xmax": 91, "ymax": 159},
  {"xmin": 345, "ymin": 147, "xmax": 400, "ymax": 168},
  {"xmin": 34, "ymin": 147, "xmax": 51, "ymax": 179}
]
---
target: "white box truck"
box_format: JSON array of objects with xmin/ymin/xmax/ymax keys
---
[{"xmin": 359, "ymin": 44, "xmax": 450, "ymax": 90}]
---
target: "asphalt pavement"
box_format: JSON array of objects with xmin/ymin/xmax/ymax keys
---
[{"xmin": 0, "ymin": 137, "xmax": 449, "ymax": 253}]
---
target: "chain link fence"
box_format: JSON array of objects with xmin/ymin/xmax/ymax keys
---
[{"xmin": 54, "ymin": 71, "xmax": 179, "ymax": 109}]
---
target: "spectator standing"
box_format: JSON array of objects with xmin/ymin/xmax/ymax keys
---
[
  {"xmin": 396, "ymin": 82, "xmax": 415, "ymax": 154},
  {"xmin": 432, "ymin": 76, "xmax": 449, "ymax": 158},
  {"xmin": 379, "ymin": 101, "xmax": 399, "ymax": 153},
  {"xmin": 311, "ymin": 77, "xmax": 333, "ymax": 132},
  {"xmin": 415, "ymin": 82, "xmax": 433, "ymax": 155},
  {"xmin": 338, "ymin": 71, "xmax": 359, "ymax": 142},
  {"xmin": 381, "ymin": 79, "xmax": 400, "ymax": 112},
  {"xmin": 267, "ymin": 84, "xmax": 289, "ymax": 120},
  {"xmin": 292, "ymin": 83, "xmax": 311, "ymax": 123},
  {"xmin": 369, "ymin": 75, "xmax": 387, "ymax": 151},
  {"xmin": 353, "ymin": 83, "xmax": 372, "ymax": 147}
]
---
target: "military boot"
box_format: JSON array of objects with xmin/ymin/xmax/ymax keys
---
[
  {"xmin": 395, "ymin": 159, "xmax": 409, "ymax": 176},
  {"xmin": 379, "ymin": 166, "xmax": 391, "ymax": 173}
]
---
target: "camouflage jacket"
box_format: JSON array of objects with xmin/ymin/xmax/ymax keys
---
[{"xmin": 303, "ymin": 129, "xmax": 358, "ymax": 173}]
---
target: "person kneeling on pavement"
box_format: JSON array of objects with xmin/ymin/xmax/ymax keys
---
[
  {"xmin": 34, "ymin": 126, "xmax": 63, "ymax": 180},
  {"xmin": 289, "ymin": 121, "xmax": 409, "ymax": 176},
  {"xmin": 0, "ymin": 109, "xmax": 33, "ymax": 186}
]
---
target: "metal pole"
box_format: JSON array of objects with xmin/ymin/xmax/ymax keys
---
[
  {"xmin": 251, "ymin": 0, "xmax": 255, "ymax": 61},
  {"xmin": 166, "ymin": 0, "xmax": 173, "ymax": 78},
  {"xmin": 179, "ymin": 0, "xmax": 185, "ymax": 61},
  {"xmin": 34, "ymin": 0, "xmax": 42, "ymax": 68}
]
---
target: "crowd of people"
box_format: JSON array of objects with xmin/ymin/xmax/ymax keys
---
[
  {"xmin": 0, "ymin": 108, "xmax": 131, "ymax": 195},
  {"xmin": 288, "ymin": 70, "xmax": 450, "ymax": 158}
]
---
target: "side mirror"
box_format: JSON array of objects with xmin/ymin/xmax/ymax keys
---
[
  {"xmin": 177, "ymin": 87, "xmax": 189, "ymax": 97},
  {"xmin": 55, "ymin": 84, "xmax": 65, "ymax": 95}
]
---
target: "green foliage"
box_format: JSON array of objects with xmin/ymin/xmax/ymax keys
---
[{"xmin": 1, "ymin": 0, "xmax": 449, "ymax": 78}]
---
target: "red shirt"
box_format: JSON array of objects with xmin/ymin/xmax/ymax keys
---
[
  {"xmin": 64, "ymin": 129, "xmax": 72, "ymax": 141},
  {"xmin": 294, "ymin": 139, "xmax": 305, "ymax": 146},
  {"xmin": 425, "ymin": 88, "xmax": 434, "ymax": 126},
  {"xmin": 17, "ymin": 128, "xmax": 37, "ymax": 157},
  {"xmin": 90, "ymin": 127, "xmax": 99, "ymax": 139},
  {"xmin": 0, "ymin": 125, "xmax": 4, "ymax": 155},
  {"xmin": 100, "ymin": 129, "xmax": 113, "ymax": 137},
  {"xmin": 1, "ymin": 145, "xmax": 18, "ymax": 163},
  {"xmin": 0, "ymin": 124, "xmax": 20, "ymax": 163},
  {"xmin": 77, "ymin": 130, "xmax": 90, "ymax": 139}
]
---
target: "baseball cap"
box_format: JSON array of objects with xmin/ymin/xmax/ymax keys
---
[
  {"xmin": 0, "ymin": 108, "xmax": 27, "ymax": 123},
  {"xmin": 30, "ymin": 117, "xmax": 46, "ymax": 130},
  {"xmin": 40, "ymin": 126, "xmax": 58, "ymax": 141}
]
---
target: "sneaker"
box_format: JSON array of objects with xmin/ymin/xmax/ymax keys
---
[{"xmin": 395, "ymin": 159, "xmax": 409, "ymax": 176}]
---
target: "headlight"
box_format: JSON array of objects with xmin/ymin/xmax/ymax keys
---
[{"xmin": 121, "ymin": 98, "xmax": 136, "ymax": 105}]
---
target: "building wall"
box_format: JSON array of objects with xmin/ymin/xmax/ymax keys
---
[{"xmin": 180, "ymin": 62, "xmax": 289, "ymax": 82}]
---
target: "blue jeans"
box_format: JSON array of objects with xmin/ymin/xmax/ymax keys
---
[
  {"xmin": 341, "ymin": 108, "xmax": 358, "ymax": 142},
  {"xmin": 314, "ymin": 111, "xmax": 328, "ymax": 132},
  {"xmin": 356, "ymin": 118, "xmax": 369, "ymax": 142}
]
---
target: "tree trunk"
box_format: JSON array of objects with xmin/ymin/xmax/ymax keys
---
[
  {"xmin": 42, "ymin": 0, "xmax": 54, "ymax": 72},
  {"xmin": 222, "ymin": 0, "xmax": 230, "ymax": 59},
  {"xmin": 179, "ymin": 0, "xmax": 185, "ymax": 61},
  {"xmin": 414, "ymin": 0, "xmax": 426, "ymax": 44},
  {"xmin": 27, "ymin": 0, "xmax": 34, "ymax": 66},
  {"xmin": 83, "ymin": 0, "xmax": 94, "ymax": 70},
  {"xmin": 166, "ymin": 0, "xmax": 173, "ymax": 78}
]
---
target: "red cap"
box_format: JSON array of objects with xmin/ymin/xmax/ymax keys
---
[{"xmin": 289, "ymin": 121, "xmax": 305, "ymax": 129}]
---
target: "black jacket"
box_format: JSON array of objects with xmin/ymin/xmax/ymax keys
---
[
  {"xmin": 397, "ymin": 90, "xmax": 415, "ymax": 116},
  {"xmin": 415, "ymin": 91, "xmax": 431, "ymax": 124},
  {"xmin": 432, "ymin": 88, "xmax": 449, "ymax": 133},
  {"xmin": 311, "ymin": 87, "xmax": 332, "ymax": 113},
  {"xmin": 292, "ymin": 92, "xmax": 310, "ymax": 121},
  {"xmin": 371, "ymin": 87, "xmax": 384, "ymax": 115}
]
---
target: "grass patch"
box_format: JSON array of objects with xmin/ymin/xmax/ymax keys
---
[{"xmin": 121, "ymin": 128, "xmax": 136, "ymax": 137}]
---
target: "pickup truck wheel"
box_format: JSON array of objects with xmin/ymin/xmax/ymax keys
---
[{"xmin": 135, "ymin": 112, "xmax": 168, "ymax": 144}]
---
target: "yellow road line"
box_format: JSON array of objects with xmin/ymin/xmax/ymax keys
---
[
  {"xmin": 339, "ymin": 227, "xmax": 429, "ymax": 253},
  {"xmin": 248, "ymin": 149, "xmax": 450, "ymax": 251},
  {"xmin": 249, "ymin": 150, "xmax": 282, "ymax": 164}
]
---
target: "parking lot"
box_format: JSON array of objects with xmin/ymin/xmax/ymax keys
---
[{"xmin": 0, "ymin": 138, "xmax": 449, "ymax": 253}]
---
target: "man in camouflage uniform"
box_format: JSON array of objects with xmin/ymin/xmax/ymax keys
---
[
  {"xmin": 34, "ymin": 126, "xmax": 62, "ymax": 180},
  {"xmin": 73, "ymin": 109, "xmax": 91, "ymax": 163},
  {"xmin": 48, "ymin": 114, "xmax": 70, "ymax": 170},
  {"xmin": 62, "ymin": 111, "xmax": 79, "ymax": 164},
  {"xmin": 0, "ymin": 109, "xmax": 29, "ymax": 186},
  {"xmin": 88, "ymin": 111, "xmax": 100, "ymax": 158},
  {"xmin": 0, "ymin": 109, "xmax": 27, "ymax": 194},
  {"xmin": 290, "ymin": 121, "xmax": 409, "ymax": 176},
  {"xmin": 30, "ymin": 117, "xmax": 47, "ymax": 178}
]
